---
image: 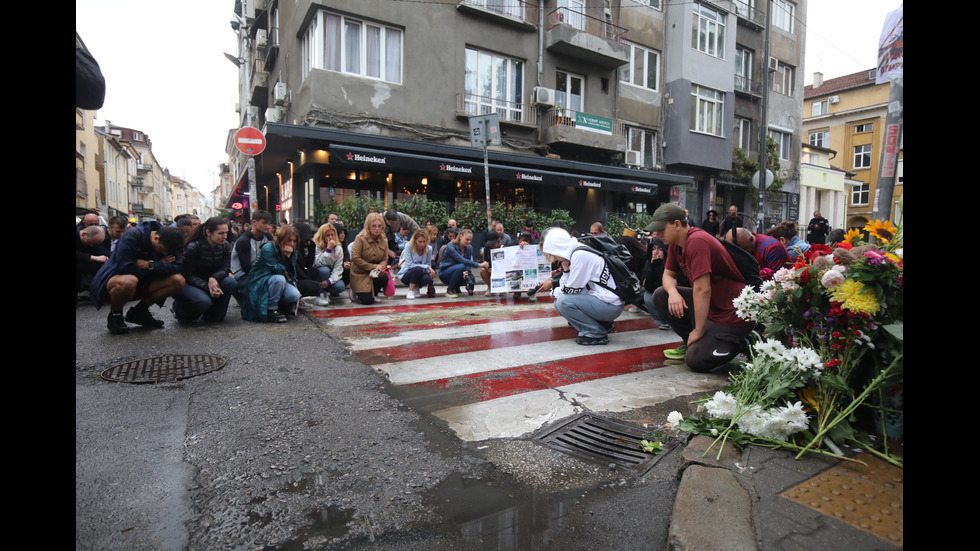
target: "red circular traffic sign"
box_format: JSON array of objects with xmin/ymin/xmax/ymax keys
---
[{"xmin": 234, "ymin": 126, "xmax": 266, "ymax": 156}]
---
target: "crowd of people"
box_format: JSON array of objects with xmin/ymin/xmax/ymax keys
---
[{"xmin": 76, "ymin": 204, "xmax": 838, "ymax": 372}]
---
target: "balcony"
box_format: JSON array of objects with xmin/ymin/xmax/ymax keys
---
[
  {"xmin": 456, "ymin": 92, "xmax": 537, "ymax": 126},
  {"xmin": 540, "ymin": 107, "xmax": 626, "ymax": 152},
  {"xmin": 250, "ymin": 58, "xmax": 269, "ymax": 107},
  {"xmin": 733, "ymin": 1, "xmax": 766, "ymax": 28},
  {"xmin": 734, "ymin": 74, "xmax": 763, "ymax": 97},
  {"xmin": 456, "ymin": 0, "xmax": 538, "ymax": 29},
  {"xmin": 545, "ymin": 8, "xmax": 629, "ymax": 68}
]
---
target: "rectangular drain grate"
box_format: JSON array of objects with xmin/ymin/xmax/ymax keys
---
[{"xmin": 535, "ymin": 414, "xmax": 671, "ymax": 475}]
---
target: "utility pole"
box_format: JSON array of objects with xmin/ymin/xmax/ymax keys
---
[
  {"xmin": 756, "ymin": 0, "xmax": 773, "ymax": 233},
  {"xmin": 872, "ymin": 6, "xmax": 903, "ymax": 222}
]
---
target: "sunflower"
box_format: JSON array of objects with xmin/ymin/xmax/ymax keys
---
[
  {"xmin": 841, "ymin": 228, "xmax": 863, "ymax": 245},
  {"xmin": 864, "ymin": 219, "xmax": 897, "ymax": 244}
]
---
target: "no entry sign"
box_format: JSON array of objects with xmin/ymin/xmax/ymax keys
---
[{"xmin": 234, "ymin": 126, "xmax": 266, "ymax": 156}]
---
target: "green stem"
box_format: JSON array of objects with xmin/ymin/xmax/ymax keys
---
[
  {"xmin": 795, "ymin": 354, "xmax": 903, "ymax": 459},
  {"xmin": 847, "ymin": 437, "xmax": 903, "ymax": 468}
]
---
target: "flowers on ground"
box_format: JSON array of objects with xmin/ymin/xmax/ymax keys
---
[{"xmin": 682, "ymin": 211, "xmax": 903, "ymax": 465}]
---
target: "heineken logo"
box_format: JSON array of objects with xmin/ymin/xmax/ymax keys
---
[
  {"xmin": 348, "ymin": 152, "xmax": 386, "ymax": 164},
  {"xmin": 631, "ymin": 186, "xmax": 651, "ymax": 193},
  {"xmin": 516, "ymin": 172, "xmax": 542, "ymax": 181},
  {"xmin": 440, "ymin": 163, "xmax": 472, "ymax": 174},
  {"xmin": 579, "ymin": 180, "xmax": 601, "ymax": 188}
]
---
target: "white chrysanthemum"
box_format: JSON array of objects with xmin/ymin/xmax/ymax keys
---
[
  {"xmin": 733, "ymin": 286, "xmax": 762, "ymax": 321},
  {"xmin": 752, "ymin": 338, "xmax": 787, "ymax": 360},
  {"xmin": 703, "ymin": 391, "xmax": 738, "ymax": 419},
  {"xmin": 783, "ymin": 346, "xmax": 823, "ymax": 374},
  {"xmin": 667, "ymin": 411, "xmax": 683, "ymax": 427}
]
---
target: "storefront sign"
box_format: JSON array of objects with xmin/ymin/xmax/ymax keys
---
[{"xmin": 574, "ymin": 113, "xmax": 613, "ymax": 135}]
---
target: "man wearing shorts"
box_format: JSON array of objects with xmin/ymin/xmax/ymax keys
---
[{"xmin": 90, "ymin": 221, "xmax": 187, "ymax": 334}]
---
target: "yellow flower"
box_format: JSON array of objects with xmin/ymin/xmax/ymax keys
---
[
  {"xmin": 829, "ymin": 279, "xmax": 880, "ymax": 315},
  {"xmin": 864, "ymin": 219, "xmax": 897, "ymax": 244},
  {"xmin": 842, "ymin": 228, "xmax": 863, "ymax": 245},
  {"xmin": 799, "ymin": 386, "xmax": 820, "ymax": 413}
]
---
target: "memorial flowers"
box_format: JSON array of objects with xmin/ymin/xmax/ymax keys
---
[{"xmin": 682, "ymin": 206, "xmax": 904, "ymax": 466}]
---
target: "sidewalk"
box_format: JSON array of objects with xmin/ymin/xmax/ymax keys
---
[{"xmin": 669, "ymin": 435, "xmax": 903, "ymax": 550}]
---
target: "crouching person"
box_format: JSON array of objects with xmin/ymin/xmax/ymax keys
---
[
  {"xmin": 541, "ymin": 228, "xmax": 623, "ymax": 345},
  {"xmin": 90, "ymin": 221, "xmax": 186, "ymax": 334},
  {"xmin": 241, "ymin": 225, "xmax": 302, "ymax": 323},
  {"xmin": 172, "ymin": 217, "xmax": 237, "ymax": 323}
]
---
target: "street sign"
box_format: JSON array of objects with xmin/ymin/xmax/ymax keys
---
[
  {"xmin": 234, "ymin": 126, "xmax": 266, "ymax": 156},
  {"xmin": 468, "ymin": 113, "xmax": 501, "ymax": 148}
]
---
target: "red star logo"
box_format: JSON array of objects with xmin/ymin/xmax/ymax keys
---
[
  {"xmin": 440, "ymin": 164, "xmax": 446, "ymax": 171},
  {"xmin": 347, "ymin": 153, "xmax": 354, "ymax": 161}
]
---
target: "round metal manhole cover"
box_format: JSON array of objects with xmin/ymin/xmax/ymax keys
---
[{"xmin": 101, "ymin": 354, "xmax": 227, "ymax": 384}]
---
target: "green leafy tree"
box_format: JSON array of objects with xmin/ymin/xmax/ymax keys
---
[{"xmin": 732, "ymin": 137, "xmax": 784, "ymax": 206}]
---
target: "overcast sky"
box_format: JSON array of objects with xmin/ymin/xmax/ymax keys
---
[{"xmin": 76, "ymin": 1, "xmax": 900, "ymax": 197}]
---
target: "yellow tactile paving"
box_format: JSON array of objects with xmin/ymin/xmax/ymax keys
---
[{"xmin": 780, "ymin": 451, "xmax": 903, "ymax": 547}]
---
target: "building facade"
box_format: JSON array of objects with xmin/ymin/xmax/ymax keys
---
[
  {"xmin": 225, "ymin": 0, "xmax": 805, "ymax": 233},
  {"xmin": 803, "ymin": 69, "xmax": 903, "ymax": 229},
  {"xmin": 799, "ymin": 142, "xmax": 848, "ymax": 233}
]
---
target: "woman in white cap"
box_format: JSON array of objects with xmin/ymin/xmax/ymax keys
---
[{"xmin": 540, "ymin": 228, "xmax": 623, "ymax": 345}]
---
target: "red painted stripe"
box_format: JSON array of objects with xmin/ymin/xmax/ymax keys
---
[
  {"xmin": 407, "ymin": 342, "xmax": 681, "ymax": 403},
  {"xmin": 354, "ymin": 318, "xmax": 656, "ymax": 365},
  {"xmin": 325, "ymin": 309, "xmax": 563, "ymax": 338},
  {"xmin": 309, "ymin": 295, "xmax": 553, "ymax": 319}
]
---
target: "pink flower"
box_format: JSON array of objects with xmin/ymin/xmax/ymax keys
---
[{"xmin": 820, "ymin": 269, "xmax": 845, "ymax": 289}]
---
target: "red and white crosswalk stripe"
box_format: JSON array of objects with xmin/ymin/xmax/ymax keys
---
[{"xmin": 310, "ymin": 293, "xmax": 727, "ymax": 441}]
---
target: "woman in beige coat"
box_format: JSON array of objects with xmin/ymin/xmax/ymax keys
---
[{"xmin": 349, "ymin": 212, "xmax": 390, "ymax": 305}]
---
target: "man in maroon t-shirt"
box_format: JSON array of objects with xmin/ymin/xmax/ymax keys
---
[{"xmin": 646, "ymin": 204, "xmax": 758, "ymax": 372}]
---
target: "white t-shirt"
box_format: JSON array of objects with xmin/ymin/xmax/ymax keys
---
[{"xmin": 553, "ymin": 249, "xmax": 621, "ymax": 305}]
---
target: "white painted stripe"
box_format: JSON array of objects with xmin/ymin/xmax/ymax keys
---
[
  {"xmin": 344, "ymin": 315, "xmax": 569, "ymax": 351},
  {"xmin": 432, "ymin": 365, "xmax": 728, "ymax": 441},
  {"xmin": 376, "ymin": 328, "xmax": 681, "ymax": 385}
]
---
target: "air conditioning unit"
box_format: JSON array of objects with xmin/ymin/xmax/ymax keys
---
[
  {"xmin": 266, "ymin": 106, "xmax": 283, "ymax": 123},
  {"xmin": 256, "ymin": 29, "xmax": 268, "ymax": 49},
  {"xmin": 827, "ymin": 95, "xmax": 840, "ymax": 104},
  {"xmin": 625, "ymin": 150, "xmax": 641, "ymax": 166},
  {"xmin": 533, "ymin": 86, "xmax": 556, "ymax": 106},
  {"xmin": 768, "ymin": 56, "xmax": 779, "ymax": 72},
  {"xmin": 274, "ymin": 82, "xmax": 288, "ymax": 105}
]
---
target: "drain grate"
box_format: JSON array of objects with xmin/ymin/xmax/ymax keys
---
[
  {"xmin": 100, "ymin": 354, "xmax": 227, "ymax": 384},
  {"xmin": 535, "ymin": 414, "xmax": 671, "ymax": 475}
]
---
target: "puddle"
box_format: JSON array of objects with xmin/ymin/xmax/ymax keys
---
[{"xmin": 424, "ymin": 472, "xmax": 581, "ymax": 549}]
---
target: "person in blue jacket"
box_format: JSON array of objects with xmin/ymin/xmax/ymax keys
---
[
  {"xmin": 90, "ymin": 220, "xmax": 186, "ymax": 334},
  {"xmin": 240, "ymin": 225, "xmax": 302, "ymax": 323},
  {"xmin": 438, "ymin": 228, "xmax": 487, "ymax": 298}
]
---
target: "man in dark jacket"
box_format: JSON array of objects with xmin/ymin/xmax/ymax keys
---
[
  {"xmin": 90, "ymin": 221, "xmax": 186, "ymax": 334},
  {"xmin": 806, "ymin": 211, "xmax": 830, "ymax": 244},
  {"xmin": 230, "ymin": 210, "xmax": 275, "ymax": 300}
]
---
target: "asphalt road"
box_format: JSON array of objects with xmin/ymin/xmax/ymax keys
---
[{"xmin": 76, "ymin": 298, "xmax": 713, "ymax": 550}]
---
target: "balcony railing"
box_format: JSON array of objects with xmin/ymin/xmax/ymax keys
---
[
  {"xmin": 457, "ymin": 0, "xmax": 538, "ymax": 26},
  {"xmin": 457, "ymin": 92, "xmax": 537, "ymax": 125},
  {"xmin": 732, "ymin": 1, "xmax": 766, "ymax": 26},
  {"xmin": 734, "ymin": 74, "xmax": 763, "ymax": 96},
  {"xmin": 547, "ymin": 7, "xmax": 627, "ymax": 43},
  {"xmin": 543, "ymin": 107, "xmax": 625, "ymax": 137}
]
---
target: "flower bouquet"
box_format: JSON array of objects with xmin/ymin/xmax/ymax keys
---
[{"xmin": 678, "ymin": 204, "xmax": 904, "ymax": 467}]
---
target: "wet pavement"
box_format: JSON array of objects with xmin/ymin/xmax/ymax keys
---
[{"xmin": 76, "ymin": 284, "xmax": 902, "ymax": 550}]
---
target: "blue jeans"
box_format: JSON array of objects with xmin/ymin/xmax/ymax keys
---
[
  {"xmin": 643, "ymin": 290, "xmax": 669, "ymax": 325},
  {"xmin": 173, "ymin": 276, "xmax": 238, "ymax": 322},
  {"xmin": 439, "ymin": 263, "xmax": 474, "ymax": 291},
  {"xmin": 554, "ymin": 293, "xmax": 624, "ymax": 338},
  {"xmin": 401, "ymin": 266, "xmax": 433, "ymax": 288},
  {"xmin": 267, "ymin": 275, "xmax": 301, "ymax": 310},
  {"xmin": 315, "ymin": 267, "xmax": 346, "ymax": 296}
]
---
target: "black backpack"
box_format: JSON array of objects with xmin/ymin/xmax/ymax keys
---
[
  {"xmin": 717, "ymin": 238, "xmax": 763, "ymax": 291},
  {"xmin": 573, "ymin": 245, "xmax": 644, "ymax": 305}
]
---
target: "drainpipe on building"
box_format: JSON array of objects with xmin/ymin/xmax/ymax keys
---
[
  {"xmin": 537, "ymin": 2, "xmax": 544, "ymax": 87},
  {"xmin": 757, "ymin": 0, "xmax": 772, "ymax": 233}
]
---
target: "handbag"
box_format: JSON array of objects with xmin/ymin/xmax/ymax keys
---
[{"xmin": 384, "ymin": 267, "xmax": 396, "ymax": 296}]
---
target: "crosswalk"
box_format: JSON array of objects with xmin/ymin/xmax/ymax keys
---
[{"xmin": 309, "ymin": 289, "xmax": 728, "ymax": 442}]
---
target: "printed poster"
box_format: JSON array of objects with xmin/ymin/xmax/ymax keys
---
[{"xmin": 488, "ymin": 245, "xmax": 551, "ymax": 293}]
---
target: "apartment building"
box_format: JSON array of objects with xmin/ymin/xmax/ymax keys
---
[
  {"xmin": 803, "ymin": 69, "xmax": 903, "ymax": 228},
  {"xmin": 225, "ymin": 1, "xmax": 804, "ymax": 231}
]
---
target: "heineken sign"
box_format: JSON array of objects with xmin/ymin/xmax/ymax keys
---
[{"xmin": 575, "ymin": 113, "xmax": 613, "ymax": 135}]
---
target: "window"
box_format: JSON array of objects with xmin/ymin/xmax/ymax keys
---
[
  {"xmin": 735, "ymin": 117, "xmax": 752, "ymax": 151},
  {"xmin": 464, "ymin": 48, "xmax": 525, "ymax": 122},
  {"xmin": 302, "ymin": 11, "xmax": 403, "ymax": 84},
  {"xmin": 808, "ymin": 130, "xmax": 829, "ymax": 147},
  {"xmin": 632, "ymin": 0, "xmax": 662, "ymax": 9},
  {"xmin": 854, "ymin": 122, "xmax": 873, "ymax": 133},
  {"xmin": 626, "ymin": 127, "xmax": 657, "ymax": 168},
  {"xmin": 771, "ymin": 62, "xmax": 794, "ymax": 95},
  {"xmin": 811, "ymin": 99, "xmax": 828, "ymax": 116},
  {"xmin": 733, "ymin": 0, "xmax": 756, "ymax": 18},
  {"xmin": 692, "ymin": 3, "xmax": 726, "ymax": 58},
  {"xmin": 556, "ymin": 70, "xmax": 584, "ymax": 114},
  {"xmin": 853, "ymin": 144, "xmax": 872, "ymax": 168},
  {"xmin": 768, "ymin": 129, "xmax": 792, "ymax": 160},
  {"xmin": 469, "ymin": 0, "xmax": 522, "ymax": 18},
  {"xmin": 558, "ymin": 0, "xmax": 586, "ymax": 31},
  {"xmin": 772, "ymin": 0, "xmax": 795, "ymax": 33},
  {"xmin": 690, "ymin": 84, "xmax": 724, "ymax": 136},
  {"xmin": 734, "ymin": 47, "xmax": 752, "ymax": 93},
  {"xmin": 851, "ymin": 182, "xmax": 870, "ymax": 205},
  {"xmin": 622, "ymin": 43, "xmax": 660, "ymax": 91}
]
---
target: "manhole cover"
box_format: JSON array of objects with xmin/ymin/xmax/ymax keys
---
[
  {"xmin": 535, "ymin": 414, "xmax": 672, "ymax": 475},
  {"xmin": 100, "ymin": 354, "xmax": 227, "ymax": 384}
]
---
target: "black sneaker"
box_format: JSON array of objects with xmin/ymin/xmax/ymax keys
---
[
  {"xmin": 107, "ymin": 312, "xmax": 130, "ymax": 334},
  {"xmin": 427, "ymin": 284, "xmax": 436, "ymax": 298},
  {"xmin": 575, "ymin": 335, "xmax": 609, "ymax": 346},
  {"xmin": 125, "ymin": 304, "xmax": 165, "ymax": 328},
  {"xmin": 465, "ymin": 280, "xmax": 475, "ymax": 296},
  {"xmin": 268, "ymin": 309, "xmax": 287, "ymax": 323}
]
